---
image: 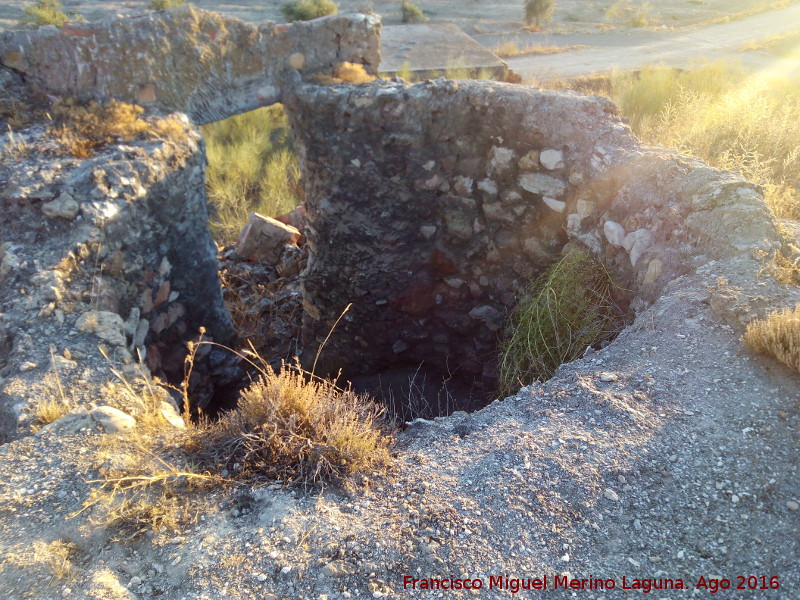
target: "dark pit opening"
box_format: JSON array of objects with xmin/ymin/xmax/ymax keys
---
[{"xmin": 177, "ymin": 89, "xmax": 643, "ymax": 426}]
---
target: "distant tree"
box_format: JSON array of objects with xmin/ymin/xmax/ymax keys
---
[
  {"xmin": 524, "ymin": 0, "xmax": 554, "ymax": 29},
  {"xmin": 401, "ymin": 0, "xmax": 427, "ymax": 23}
]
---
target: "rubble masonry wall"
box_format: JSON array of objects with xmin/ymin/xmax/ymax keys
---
[{"xmin": 286, "ymin": 79, "xmax": 778, "ymax": 380}]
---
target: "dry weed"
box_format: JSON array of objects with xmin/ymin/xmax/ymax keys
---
[
  {"xmin": 742, "ymin": 29, "xmax": 800, "ymax": 56},
  {"xmin": 0, "ymin": 539, "xmax": 79, "ymax": 588},
  {"xmin": 185, "ymin": 363, "xmax": 393, "ymax": 487},
  {"xmin": 50, "ymin": 98, "xmax": 190, "ymax": 158},
  {"xmin": 309, "ymin": 62, "xmax": 376, "ymax": 85},
  {"xmin": 493, "ymin": 41, "xmax": 587, "ymax": 58},
  {"xmin": 34, "ymin": 396, "xmax": 70, "ymax": 426},
  {"xmin": 76, "ymin": 439, "xmax": 219, "ymax": 540},
  {"xmin": 33, "ymin": 349, "xmax": 72, "ymax": 426},
  {"xmin": 743, "ymin": 304, "xmax": 800, "ymax": 374}
]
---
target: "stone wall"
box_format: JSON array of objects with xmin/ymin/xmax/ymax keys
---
[
  {"xmin": 0, "ymin": 111, "xmax": 232, "ymax": 440},
  {"xmin": 0, "ymin": 6, "xmax": 381, "ymax": 124},
  {"xmin": 286, "ymin": 79, "xmax": 778, "ymax": 383}
]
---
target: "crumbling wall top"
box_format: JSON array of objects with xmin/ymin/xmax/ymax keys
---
[{"xmin": 0, "ymin": 6, "xmax": 381, "ymax": 124}]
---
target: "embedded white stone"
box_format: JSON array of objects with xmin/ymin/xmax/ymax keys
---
[
  {"xmin": 543, "ymin": 197, "xmax": 566, "ymax": 213},
  {"xmin": 603, "ymin": 220, "xmax": 626, "ymax": 247},
  {"xmin": 490, "ymin": 146, "xmax": 515, "ymax": 173},
  {"xmin": 624, "ymin": 229, "xmax": 654, "ymax": 267},
  {"xmin": 478, "ymin": 178, "xmax": 498, "ymax": 195},
  {"xmin": 519, "ymin": 172, "xmax": 567, "ymax": 198},
  {"xmin": 540, "ymin": 149, "xmax": 564, "ymax": 170},
  {"xmin": 90, "ymin": 406, "xmax": 136, "ymax": 434}
]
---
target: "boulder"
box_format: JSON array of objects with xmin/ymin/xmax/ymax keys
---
[
  {"xmin": 90, "ymin": 406, "xmax": 137, "ymax": 434},
  {"xmin": 236, "ymin": 213, "xmax": 302, "ymax": 264}
]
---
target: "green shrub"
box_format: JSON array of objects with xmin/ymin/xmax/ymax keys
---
[
  {"xmin": 402, "ymin": 1, "xmax": 428, "ymax": 23},
  {"xmin": 524, "ymin": 0, "xmax": 554, "ymax": 29},
  {"xmin": 149, "ymin": 0, "xmax": 186, "ymax": 10},
  {"xmin": 201, "ymin": 104, "xmax": 302, "ymax": 242},
  {"xmin": 280, "ymin": 0, "xmax": 338, "ymax": 21},
  {"xmin": 498, "ymin": 249, "xmax": 624, "ymax": 397},
  {"xmin": 19, "ymin": 0, "xmax": 68, "ymax": 27}
]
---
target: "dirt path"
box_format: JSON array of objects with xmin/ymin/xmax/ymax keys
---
[{"xmin": 504, "ymin": 3, "xmax": 800, "ymax": 79}]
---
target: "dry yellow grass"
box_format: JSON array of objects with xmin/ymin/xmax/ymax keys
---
[
  {"xmin": 742, "ymin": 29, "xmax": 800, "ymax": 56},
  {"xmin": 51, "ymin": 98, "xmax": 189, "ymax": 158},
  {"xmin": 77, "ymin": 434, "xmax": 219, "ymax": 539},
  {"xmin": 699, "ymin": 0, "xmax": 794, "ymax": 26},
  {"xmin": 185, "ymin": 363, "xmax": 393, "ymax": 486},
  {"xmin": 309, "ymin": 61, "xmax": 376, "ymax": 84},
  {"xmin": 743, "ymin": 304, "xmax": 800, "ymax": 374},
  {"xmin": 539, "ymin": 61, "xmax": 800, "ymax": 221},
  {"xmin": 493, "ymin": 41, "xmax": 587, "ymax": 58},
  {"xmin": 0, "ymin": 539, "xmax": 79, "ymax": 590},
  {"xmin": 34, "ymin": 397, "xmax": 70, "ymax": 426}
]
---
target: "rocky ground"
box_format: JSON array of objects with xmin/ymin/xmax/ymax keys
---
[
  {"xmin": 0, "ymin": 251, "xmax": 798, "ymax": 599},
  {"xmin": 1, "ymin": 3, "xmax": 799, "ymax": 599}
]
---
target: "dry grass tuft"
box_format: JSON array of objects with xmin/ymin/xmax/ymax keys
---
[
  {"xmin": 498, "ymin": 249, "xmax": 625, "ymax": 397},
  {"xmin": 742, "ymin": 29, "xmax": 800, "ymax": 56},
  {"xmin": 76, "ymin": 439, "xmax": 219, "ymax": 540},
  {"xmin": 333, "ymin": 62, "xmax": 377, "ymax": 83},
  {"xmin": 605, "ymin": 0, "xmax": 654, "ymax": 27},
  {"xmin": 767, "ymin": 222, "xmax": 800, "ymax": 285},
  {"xmin": 185, "ymin": 363, "xmax": 393, "ymax": 487},
  {"xmin": 50, "ymin": 99, "xmax": 190, "ymax": 158},
  {"xmin": 309, "ymin": 62, "xmax": 377, "ymax": 85},
  {"xmin": 34, "ymin": 348, "xmax": 71, "ymax": 426},
  {"xmin": 493, "ymin": 41, "xmax": 587, "ymax": 58},
  {"xmin": 34, "ymin": 396, "xmax": 70, "ymax": 426},
  {"xmin": 536, "ymin": 61, "xmax": 800, "ymax": 221},
  {"xmin": 744, "ymin": 304, "xmax": 800, "ymax": 374},
  {"xmin": 34, "ymin": 540, "xmax": 78, "ymax": 582}
]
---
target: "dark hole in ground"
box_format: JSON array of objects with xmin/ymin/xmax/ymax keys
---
[
  {"xmin": 177, "ymin": 247, "xmax": 633, "ymax": 427},
  {"xmin": 346, "ymin": 362, "xmax": 492, "ymax": 423}
]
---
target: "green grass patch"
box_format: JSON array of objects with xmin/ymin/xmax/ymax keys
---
[
  {"xmin": 201, "ymin": 104, "xmax": 302, "ymax": 243},
  {"xmin": 498, "ymin": 249, "xmax": 624, "ymax": 397},
  {"xmin": 19, "ymin": 0, "xmax": 68, "ymax": 27},
  {"xmin": 280, "ymin": 0, "xmax": 337, "ymax": 21}
]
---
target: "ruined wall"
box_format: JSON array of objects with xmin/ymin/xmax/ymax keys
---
[
  {"xmin": 0, "ymin": 112, "xmax": 232, "ymax": 440},
  {"xmin": 0, "ymin": 6, "xmax": 381, "ymax": 124},
  {"xmin": 286, "ymin": 79, "xmax": 778, "ymax": 381}
]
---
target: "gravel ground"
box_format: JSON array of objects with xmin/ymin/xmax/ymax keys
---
[{"xmin": 1, "ymin": 254, "xmax": 798, "ymax": 599}]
